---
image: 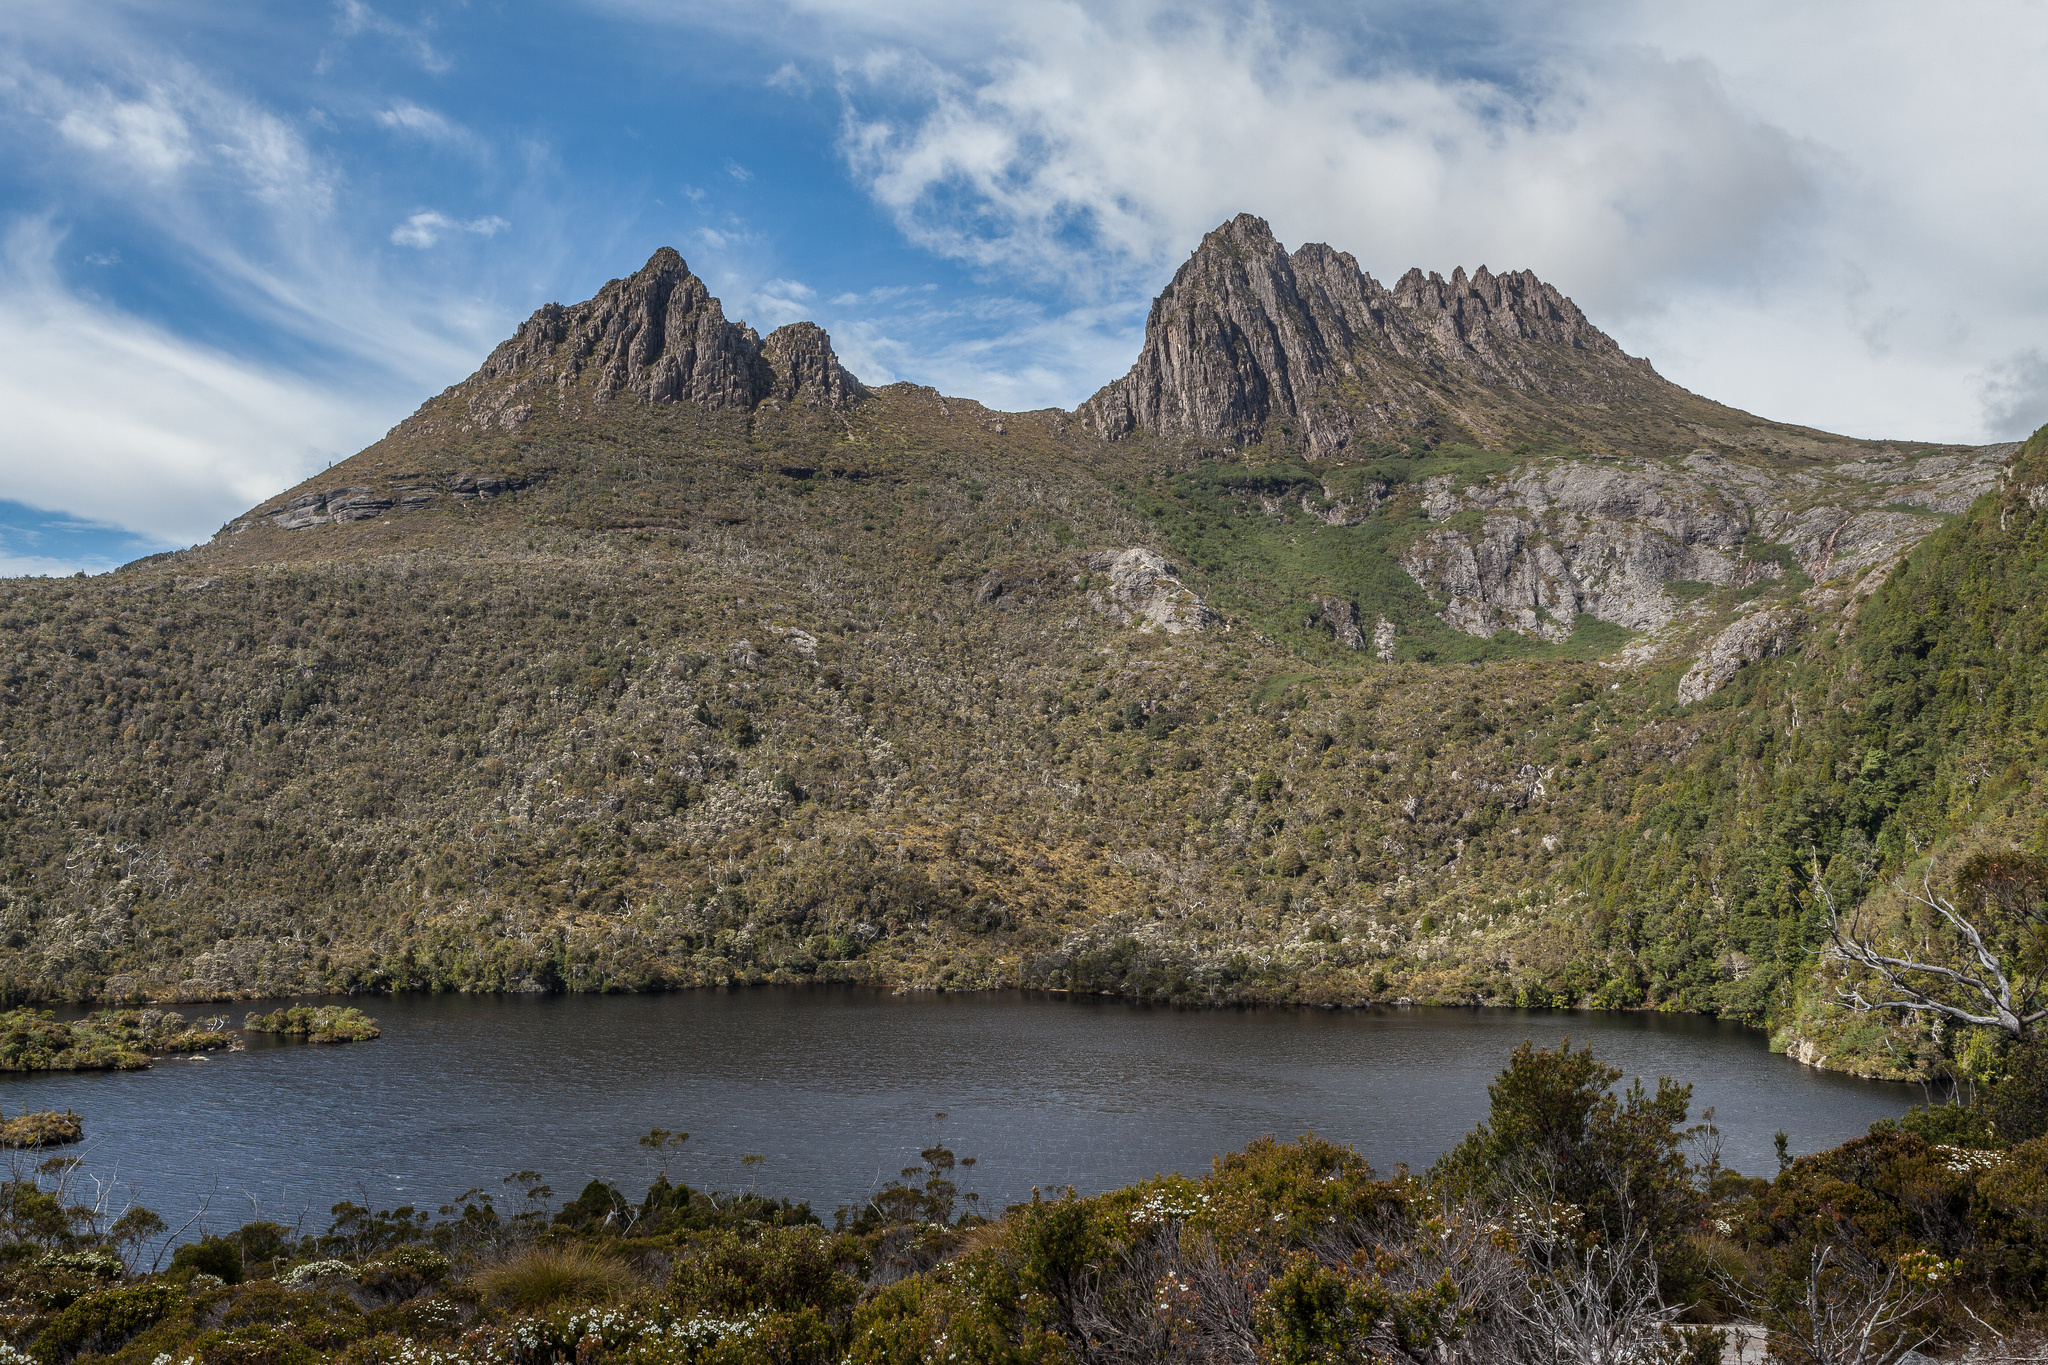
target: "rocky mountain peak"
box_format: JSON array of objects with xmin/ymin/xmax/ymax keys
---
[
  {"xmin": 422, "ymin": 249, "xmax": 864, "ymax": 435},
  {"xmin": 1080, "ymin": 214, "xmax": 1663, "ymax": 456}
]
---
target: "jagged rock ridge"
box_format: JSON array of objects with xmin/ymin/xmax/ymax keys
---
[
  {"xmin": 408, "ymin": 248, "xmax": 865, "ymax": 436},
  {"xmin": 1081, "ymin": 214, "xmax": 1664, "ymax": 456}
]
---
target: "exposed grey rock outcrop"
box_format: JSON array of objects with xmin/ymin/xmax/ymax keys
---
[
  {"xmin": 1399, "ymin": 445, "xmax": 2004, "ymax": 643},
  {"xmin": 1677, "ymin": 608, "xmax": 1805, "ymax": 703},
  {"xmin": 1310, "ymin": 596, "xmax": 1366, "ymax": 649},
  {"xmin": 250, "ymin": 471, "xmax": 543, "ymax": 531},
  {"xmin": 1398, "ymin": 461, "xmax": 1750, "ymax": 641},
  {"xmin": 1372, "ymin": 616, "xmax": 1397, "ymax": 661},
  {"xmin": 1084, "ymin": 549, "xmax": 1220, "ymax": 634},
  {"xmin": 1080, "ymin": 214, "xmax": 1661, "ymax": 455}
]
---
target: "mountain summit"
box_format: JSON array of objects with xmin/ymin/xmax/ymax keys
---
[
  {"xmin": 1083, "ymin": 213, "xmax": 1683, "ymax": 456},
  {"xmin": 411, "ymin": 247, "xmax": 866, "ymax": 438}
]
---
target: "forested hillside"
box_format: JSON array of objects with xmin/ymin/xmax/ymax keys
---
[{"xmin": 1572, "ymin": 425, "xmax": 2048, "ymax": 1069}]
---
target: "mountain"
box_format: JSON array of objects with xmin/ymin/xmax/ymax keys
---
[{"xmin": 1, "ymin": 216, "xmax": 2036, "ymax": 1079}]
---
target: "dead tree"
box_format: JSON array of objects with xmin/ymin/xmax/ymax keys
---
[
  {"xmin": 1719, "ymin": 1240, "xmax": 1938, "ymax": 1365},
  {"xmin": 1819, "ymin": 854, "xmax": 2048, "ymax": 1042}
]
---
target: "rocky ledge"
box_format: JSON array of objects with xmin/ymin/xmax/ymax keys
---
[{"xmin": 230, "ymin": 471, "xmax": 545, "ymax": 533}]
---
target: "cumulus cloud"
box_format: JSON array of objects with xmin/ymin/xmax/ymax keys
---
[
  {"xmin": 841, "ymin": 9, "xmax": 1807, "ymax": 320},
  {"xmin": 390, "ymin": 211, "xmax": 511, "ymax": 248}
]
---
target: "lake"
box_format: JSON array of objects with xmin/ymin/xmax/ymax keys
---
[{"xmin": 4, "ymin": 988, "xmax": 1915, "ymax": 1237}]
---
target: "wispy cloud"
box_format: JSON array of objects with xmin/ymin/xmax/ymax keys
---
[
  {"xmin": 55, "ymin": 93, "xmax": 195, "ymax": 178},
  {"xmin": 333, "ymin": 0, "xmax": 450, "ymax": 73},
  {"xmin": 0, "ymin": 217, "xmax": 382, "ymax": 546},
  {"xmin": 374, "ymin": 99, "xmax": 477, "ymax": 150},
  {"xmin": 765, "ymin": 61, "xmax": 808, "ymax": 94},
  {"xmin": 390, "ymin": 211, "xmax": 511, "ymax": 248}
]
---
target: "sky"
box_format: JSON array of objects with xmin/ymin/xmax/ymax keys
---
[{"xmin": 1, "ymin": 0, "xmax": 2044, "ymax": 575}]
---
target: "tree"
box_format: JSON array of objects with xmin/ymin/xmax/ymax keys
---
[
  {"xmin": 638, "ymin": 1127, "xmax": 689, "ymax": 1180},
  {"xmin": 1715, "ymin": 1238, "xmax": 1938, "ymax": 1365},
  {"xmin": 1822, "ymin": 853, "xmax": 2048, "ymax": 1041},
  {"xmin": 1430, "ymin": 1039, "xmax": 1703, "ymax": 1251}
]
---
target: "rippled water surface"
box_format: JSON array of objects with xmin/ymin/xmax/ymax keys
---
[{"xmin": 4, "ymin": 989, "xmax": 1914, "ymax": 1227}]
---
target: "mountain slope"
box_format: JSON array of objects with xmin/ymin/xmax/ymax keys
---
[{"xmin": 0, "ymin": 222, "xmax": 2033, "ymax": 1077}]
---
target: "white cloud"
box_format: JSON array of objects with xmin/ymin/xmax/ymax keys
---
[
  {"xmin": 55, "ymin": 94, "xmax": 194, "ymax": 177},
  {"xmin": 752, "ymin": 276, "xmax": 815, "ymax": 324},
  {"xmin": 374, "ymin": 99, "xmax": 473, "ymax": 148},
  {"xmin": 390, "ymin": 211, "xmax": 511, "ymax": 248},
  {"xmin": 5, "ymin": 50, "xmax": 501, "ymax": 383},
  {"xmin": 333, "ymin": 0, "xmax": 450, "ymax": 73},
  {"xmin": 802, "ymin": 0, "xmax": 2047, "ymax": 438},
  {"xmin": 0, "ymin": 219, "xmax": 386, "ymax": 546},
  {"xmin": 837, "ymin": 3, "xmax": 1810, "ymax": 326},
  {"xmin": 28, "ymin": 61, "xmax": 334, "ymax": 216}
]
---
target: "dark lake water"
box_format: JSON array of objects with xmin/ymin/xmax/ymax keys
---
[{"xmin": 6, "ymin": 989, "xmax": 1914, "ymax": 1238}]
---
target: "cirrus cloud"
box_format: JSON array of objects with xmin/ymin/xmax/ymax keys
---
[{"xmin": 390, "ymin": 210, "xmax": 511, "ymax": 248}]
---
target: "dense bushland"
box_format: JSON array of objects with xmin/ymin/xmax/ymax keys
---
[
  {"xmin": 1570, "ymin": 424, "xmax": 2048, "ymax": 1068},
  {"xmin": 0, "ymin": 388, "xmax": 1709, "ymax": 1012}
]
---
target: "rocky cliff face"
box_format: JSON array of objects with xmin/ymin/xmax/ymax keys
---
[
  {"xmin": 1396, "ymin": 446, "xmax": 2005, "ymax": 648},
  {"xmin": 1080, "ymin": 214, "xmax": 1665, "ymax": 456},
  {"xmin": 402, "ymin": 248, "xmax": 865, "ymax": 437}
]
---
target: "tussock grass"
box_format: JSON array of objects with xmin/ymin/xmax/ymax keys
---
[{"xmin": 465, "ymin": 1244, "xmax": 637, "ymax": 1309}]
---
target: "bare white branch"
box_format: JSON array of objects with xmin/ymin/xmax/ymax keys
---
[{"xmin": 1819, "ymin": 866, "xmax": 2045, "ymax": 1041}]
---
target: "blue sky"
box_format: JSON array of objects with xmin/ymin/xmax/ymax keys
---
[{"xmin": 2, "ymin": 0, "xmax": 2044, "ymax": 575}]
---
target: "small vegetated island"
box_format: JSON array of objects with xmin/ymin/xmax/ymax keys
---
[
  {"xmin": 242, "ymin": 1006, "xmax": 382, "ymax": 1044},
  {"xmin": 0, "ymin": 1005, "xmax": 379, "ymax": 1073},
  {"xmin": 0, "ymin": 1039, "xmax": 2042, "ymax": 1365}
]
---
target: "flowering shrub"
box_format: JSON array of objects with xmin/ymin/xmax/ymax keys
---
[
  {"xmin": 1898, "ymin": 1248, "xmax": 1954, "ymax": 1285},
  {"xmin": 1933, "ymin": 1144, "xmax": 2004, "ymax": 1174},
  {"xmin": 283, "ymin": 1259, "xmax": 359, "ymax": 1287},
  {"xmin": 38, "ymin": 1250, "xmax": 125, "ymax": 1281},
  {"xmin": 846, "ymin": 1252, "xmax": 1067, "ymax": 1365},
  {"xmin": 32, "ymin": 1282, "xmax": 181, "ymax": 1360}
]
